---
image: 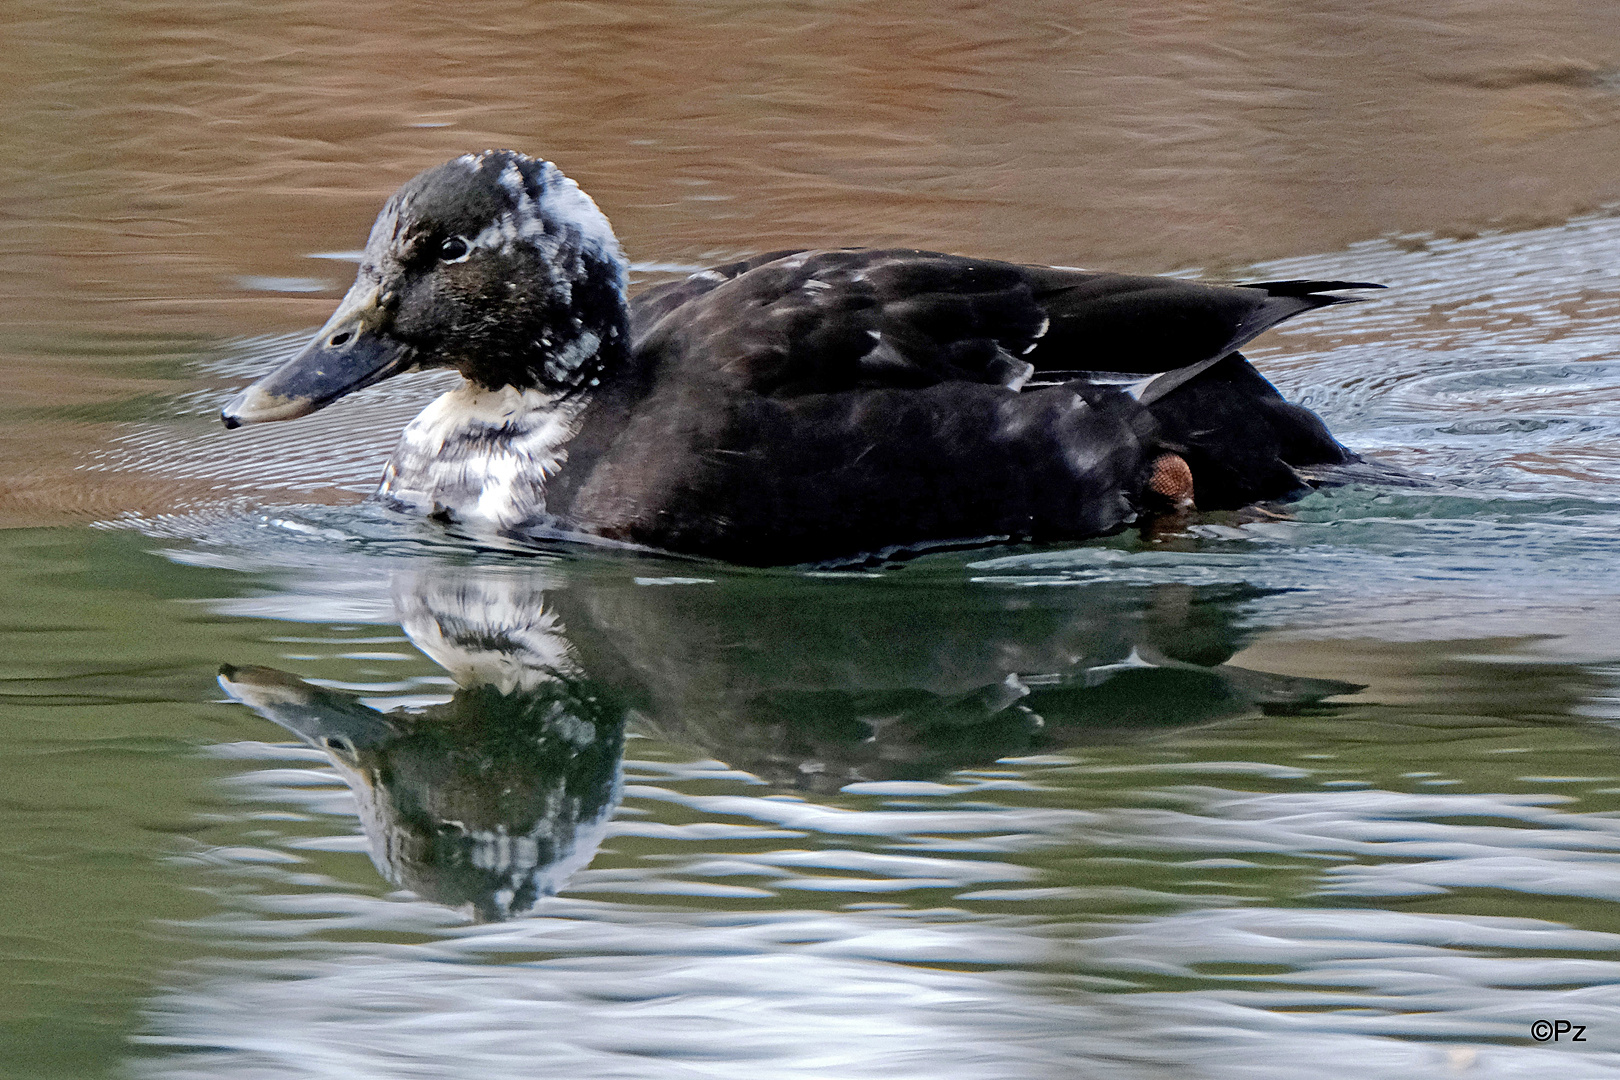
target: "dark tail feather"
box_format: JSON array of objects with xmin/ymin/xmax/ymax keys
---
[
  {"xmin": 1238, "ymin": 279, "xmax": 1385, "ymax": 298},
  {"xmin": 1135, "ymin": 280, "xmax": 1384, "ymax": 406}
]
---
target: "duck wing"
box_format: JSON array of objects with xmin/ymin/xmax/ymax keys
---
[{"xmin": 629, "ymin": 249, "xmax": 1378, "ymax": 397}]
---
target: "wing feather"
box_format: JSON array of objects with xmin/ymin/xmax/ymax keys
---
[{"xmin": 628, "ymin": 249, "xmax": 1378, "ymax": 398}]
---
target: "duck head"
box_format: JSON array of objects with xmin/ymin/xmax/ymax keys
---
[{"xmin": 221, "ymin": 150, "xmax": 629, "ymax": 427}]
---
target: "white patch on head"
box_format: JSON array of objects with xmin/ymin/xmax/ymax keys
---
[
  {"xmin": 449, "ymin": 155, "xmax": 627, "ymax": 319},
  {"xmin": 544, "ymin": 329, "xmax": 602, "ymax": 383},
  {"xmin": 397, "ymin": 153, "xmax": 626, "ymax": 279},
  {"xmin": 470, "ymin": 211, "xmax": 522, "ymax": 256},
  {"xmin": 691, "ymin": 269, "xmax": 726, "ymax": 283},
  {"xmin": 524, "ymin": 160, "xmax": 622, "ymax": 266}
]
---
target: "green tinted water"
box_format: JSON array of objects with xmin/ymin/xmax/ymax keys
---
[{"xmin": 4, "ymin": 515, "xmax": 1620, "ymax": 1076}]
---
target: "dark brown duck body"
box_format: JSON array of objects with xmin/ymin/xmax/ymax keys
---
[{"xmin": 220, "ymin": 151, "xmax": 1374, "ymax": 566}]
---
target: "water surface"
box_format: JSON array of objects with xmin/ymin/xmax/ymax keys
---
[{"xmin": 5, "ymin": 2, "xmax": 1620, "ymax": 1077}]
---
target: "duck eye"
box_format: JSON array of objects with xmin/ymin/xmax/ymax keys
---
[{"xmin": 438, "ymin": 236, "xmax": 470, "ymax": 263}]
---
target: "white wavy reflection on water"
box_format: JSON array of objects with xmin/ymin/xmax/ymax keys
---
[{"xmin": 135, "ymin": 756, "xmax": 1620, "ymax": 1079}]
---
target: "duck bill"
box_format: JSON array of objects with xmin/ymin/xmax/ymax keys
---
[
  {"xmin": 217, "ymin": 663, "xmax": 400, "ymax": 750},
  {"xmin": 220, "ymin": 284, "xmax": 415, "ymax": 428}
]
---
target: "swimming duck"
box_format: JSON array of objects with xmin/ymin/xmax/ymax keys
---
[{"xmin": 221, "ymin": 149, "xmax": 1378, "ymax": 565}]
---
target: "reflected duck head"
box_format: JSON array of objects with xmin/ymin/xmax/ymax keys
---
[
  {"xmin": 218, "ymin": 662, "xmax": 625, "ymax": 922},
  {"xmin": 221, "ymin": 150, "xmax": 630, "ymax": 427}
]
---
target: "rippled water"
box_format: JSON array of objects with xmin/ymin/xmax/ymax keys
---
[
  {"xmin": 13, "ymin": 517, "xmax": 1620, "ymax": 1079},
  {"xmin": 7, "ymin": 1, "xmax": 1620, "ymax": 1077}
]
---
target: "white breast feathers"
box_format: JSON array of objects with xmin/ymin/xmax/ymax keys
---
[{"xmin": 378, "ymin": 383, "xmax": 585, "ymax": 532}]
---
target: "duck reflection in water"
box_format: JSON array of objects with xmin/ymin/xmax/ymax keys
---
[
  {"xmin": 220, "ymin": 571, "xmax": 626, "ymax": 922},
  {"xmin": 220, "ymin": 566, "xmax": 1358, "ymax": 920}
]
